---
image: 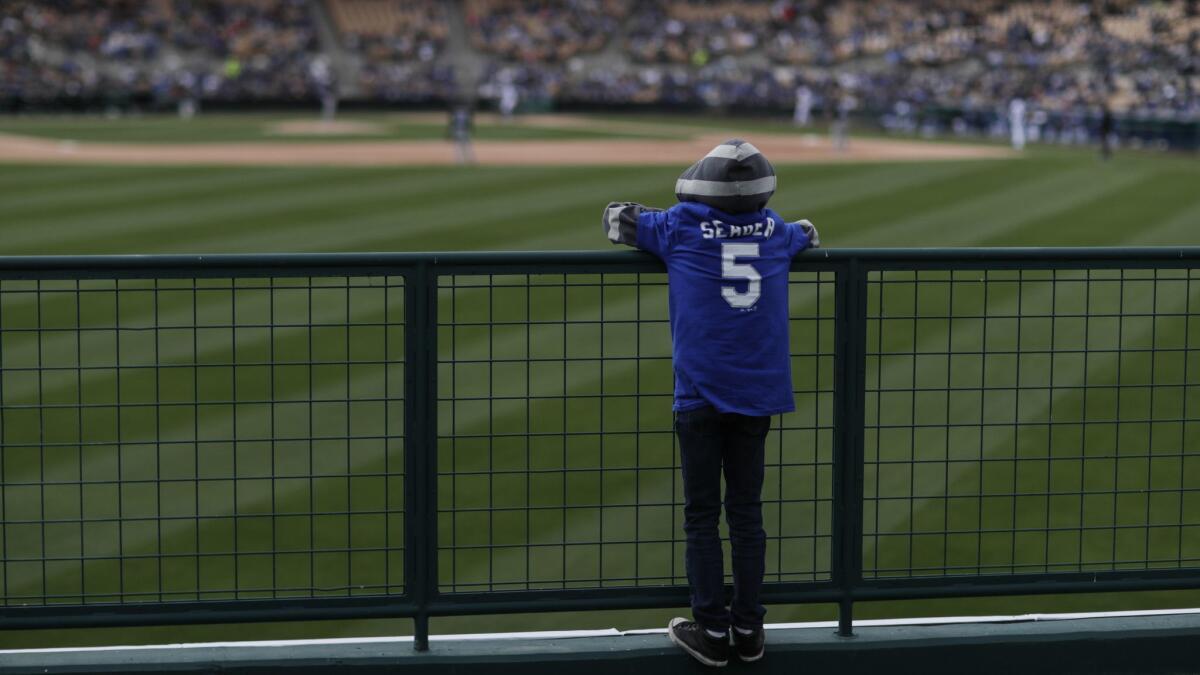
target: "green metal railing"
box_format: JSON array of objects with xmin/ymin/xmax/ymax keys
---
[{"xmin": 3, "ymin": 249, "xmax": 1200, "ymax": 650}]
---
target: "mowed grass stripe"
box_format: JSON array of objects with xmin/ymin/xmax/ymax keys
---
[
  {"xmin": 192, "ymin": 168, "xmax": 692, "ymax": 252},
  {"xmin": 0, "ymin": 164, "xmax": 185, "ymax": 185},
  {"xmin": 1, "ymin": 171, "xmax": 356, "ymax": 252},
  {"xmin": 1, "ymin": 169, "xmax": 413, "ymax": 252},
  {"xmin": 10, "ymin": 161, "xmax": 986, "ymax": 255},
  {"xmin": 92, "ymin": 166, "xmax": 581, "ymax": 254},
  {"xmin": 518, "ymin": 162, "xmax": 989, "ymax": 251},
  {"xmin": 772, "ymin": 161, "xmax": 1004, "ymax": 217},
  {"xmin": 0, "ymin": 167, "xmax": 320, "ymax": 220},
  {"xmin": 317, "ymin": 162, "xmax": 998, "ymax": 253},
  {"xmin": 1, "ymin": 168, "xmax": 554, "ymax": 254},
  {"xmin": 992, "ymin": 169, "xmax": 1200, "ymax": 246},
  {"xmin": 874, "ymin": 164, "xmax": 1151, "ymax": 247},
  {"xmin": 804, "ymin": 159, "xmax": 1069, "ymax": 241},
  {"xmin": 0, "ymin": 165, "xmax": 147, "ymax": 195},
  {"xmin": 1140, "ymin": 197, "xmax": 1200, "ymax": 245}
]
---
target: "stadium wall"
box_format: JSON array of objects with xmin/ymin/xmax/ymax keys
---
[{"xmin": 6, "ymin": 612, "xmax": 1200, "ymax": 674}]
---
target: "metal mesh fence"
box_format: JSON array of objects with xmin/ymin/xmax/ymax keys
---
[
  {"xmin": 434, "ymin": 271, "xmax": 835, "ymax": 593},
  {"xmin": 0, "ymin": 276, "xmax": 406, "ymax": 606},
  {"xmin": 864, "ymin": 269, "xmax": 1200, "ymax": 579},
  {"xmin": 3, "ymin": 250, "xmax": 1200, "ymax": 643}
]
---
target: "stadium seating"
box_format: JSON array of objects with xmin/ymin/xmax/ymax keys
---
[
  {"xmin": 328, "ymin": 0, "xmax": 447, "ymax": 57},
  {"xmin": 464, "ymin": 0, "xmax": 630, "ymax": 62},
  {"xmin": 326, "ymin": 0, "xmax": 451, "ymax": 102},
  {"xmin": 1, "ymin": 0, "xmax": 1196, "ymax": 125}
]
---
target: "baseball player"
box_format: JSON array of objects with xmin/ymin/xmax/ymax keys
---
[
  {"xmin": 499, "ymin": 82, "xmax": 519, "ymax": 120},
  {"xmin": 447, "ymin": 100, "xmax": 475, "ymax": 165},
  {"xmin": 1099, "ymin": 101, "xmax": 1115, "ymax": 160},
  {"xmin": 832, "ymin": 88, "xmax": 854, "ymax": 151},
  {"xmin": 602, "ymin": 139, "xmax": 819, "ymax": 667},
  {"xmin": 793, "ymin": 84, "xmax": 813, "ymax": 127},
  {"xmin": 1009, "ymin": 97, "xmax": 1027, "ymax": 150},
  {"xmin": 308, "ymin": 55, "xmax": 338, "ymax": 122}
]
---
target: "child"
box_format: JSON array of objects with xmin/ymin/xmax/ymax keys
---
[{"xmin": 603, "ymin": 139, "xmax": 819, "ymax": 667}]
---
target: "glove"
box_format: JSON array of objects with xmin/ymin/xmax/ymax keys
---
[
  {"xmin": 603, "ymin": 202, "xmax": 662, "ymax": 247},
  {"xmin": 797, "ymin": 219, "xmax": 820, "ymax": 248}
]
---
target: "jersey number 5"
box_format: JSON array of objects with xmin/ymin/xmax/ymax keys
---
[{"xmin": 721, "ymin": 243, "xmax": 761, "ymax": 309}]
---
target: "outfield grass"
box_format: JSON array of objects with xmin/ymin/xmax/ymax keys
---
[
  {"xmin": 0, "ymin": 113, "xmax": 675, "ymax": 144},
  {"xmin": 1, "ymin": 151, "xmax": 1198, "ymax": 256},
  {"xmin": 2, "ymin": 115, "xmax": 1200, "ymax": 648}
]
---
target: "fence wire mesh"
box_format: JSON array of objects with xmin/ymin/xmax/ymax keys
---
[
  {"xmin": 0, "ymin": 276, "xmax": 406, "ymax": 606},
  {"xmin": 3, "ymin": 250, "xmax": 1200, "ymax": 638},
  {"xmin": 864, "ymin": 269, "xmax": 1200, "ymax": 579},
  {"xmin": 435, "ymin": 271, "xmax": 835, "ymax": 593}
]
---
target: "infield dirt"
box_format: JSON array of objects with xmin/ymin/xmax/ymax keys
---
[{"xmin": 0, "ymin": 113, "xmax": 1013, "ymax": 167}]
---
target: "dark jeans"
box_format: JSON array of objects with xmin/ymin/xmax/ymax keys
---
[{"xmin": 675, "ymin": 405, "xmax": 769, "ymax": 633}]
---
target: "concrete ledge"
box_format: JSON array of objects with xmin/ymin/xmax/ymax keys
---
[{"xmin": 7, "ymin": 612, "xmax": 1200, "ymax": 674}]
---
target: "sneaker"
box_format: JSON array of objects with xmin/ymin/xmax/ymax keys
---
[
  {"xmin": 668, "ymin": 617, "xmax": 729, "ymax": 667},
  {"xmin": 732, "ymin": 626, "xmax": 765, "ymax": 662}
]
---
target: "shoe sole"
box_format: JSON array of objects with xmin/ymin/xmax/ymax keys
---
[
  {"xmin": 668, "ymin": 619, "xmax": 728, "ymax": 668},
  {"xmin": 738, "ymin": 647, "xmax": 764, "ymax": 662}
]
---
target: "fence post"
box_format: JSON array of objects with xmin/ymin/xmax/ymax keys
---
[
  {"xmin": 405, "ymin": 261, "xmax": 439, "ymax": 651},
  {"xmin": 831, "ymin": 258, "xmax": 868, "ymax": 638}
]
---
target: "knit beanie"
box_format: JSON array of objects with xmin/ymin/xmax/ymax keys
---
[{"xmin": 675, "ymin": 138, "xmax": 775, "ymax": 213}]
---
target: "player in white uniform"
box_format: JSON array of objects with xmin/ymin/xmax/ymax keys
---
[
  {"xmin": 499, "ymin": 83, "xmax": 519, "ymax": 120},
  {"xmin": 1009, "ymin": 98, "xmax": 1027, "ymax": 151},
  {"xmin": 793, "ymin": 84, "xmax": 812, "ymax": 127}
]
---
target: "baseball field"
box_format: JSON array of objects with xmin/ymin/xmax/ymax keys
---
[
  {"xmin": 2, "ymin": 112, "xmax": 1200, "ymax": 648},
  {"xmin": 0, "ymin": 113, "xmax": 1195, "ymax": 254}
]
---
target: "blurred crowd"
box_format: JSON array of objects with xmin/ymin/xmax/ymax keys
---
[
  {"xmin": 332, "ymin": 0, "xmax": 454, "ymax": 102},
  {"xmin": 358, "ymin": 60, "xmax": 456, "ymax": 103},
  {"xmin": 2, "ymin": 0, "xmax": 1197, "ymax": 131},
  {"xmin": 465, "ymin": 0, "xmax": 630, "ymax": 62},
  {"xmin": 174, "ymin": 0, "xmax": 321, "ymax": 100},
  {"xmin": 626, "ymin": 2, "xmax": 770, "ymax": 65},
  {"xmin": 619, "ymin": 0, "xmax": 1197, "ymax": 73},
  {"xmin": 477, "ymin": 0, "xmax": 1199, "ymax": 126},
  {"xmin": 2, "ymin": 0, "xmax": 156, "ymax": 105},
  {"xmin": 338, "ymin": 0, "xmax": 447, "ymax": 62},
  {"xmin": 2, "ymin": 0, "xmax": 321, "ymax": 106}
]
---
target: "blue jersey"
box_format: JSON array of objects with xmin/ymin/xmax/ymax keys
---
[{"xmin": 629, "ymin": 201, "xmax": 812, "ymax": 415}]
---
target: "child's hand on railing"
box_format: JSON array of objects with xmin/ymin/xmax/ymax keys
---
[{"xmin": 795, "ymin": 220, "xmax": 820, "ymax": 248}]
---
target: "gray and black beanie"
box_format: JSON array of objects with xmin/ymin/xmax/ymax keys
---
[{"xmin": 675, "ymin": 138, "xmax": 775, "ymax": 214}]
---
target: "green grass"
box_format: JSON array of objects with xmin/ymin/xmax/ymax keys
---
[
  {"xmin": 2, "ymin": 115, "xmax": 1200, "ymax": 649},
  {"xmin": 0, "ymin": 113, "xmax": 669, "ymax": 144},
  {"xmin": 0, "ymin": 151, "xmax": 1197, "ymax": 256}
]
